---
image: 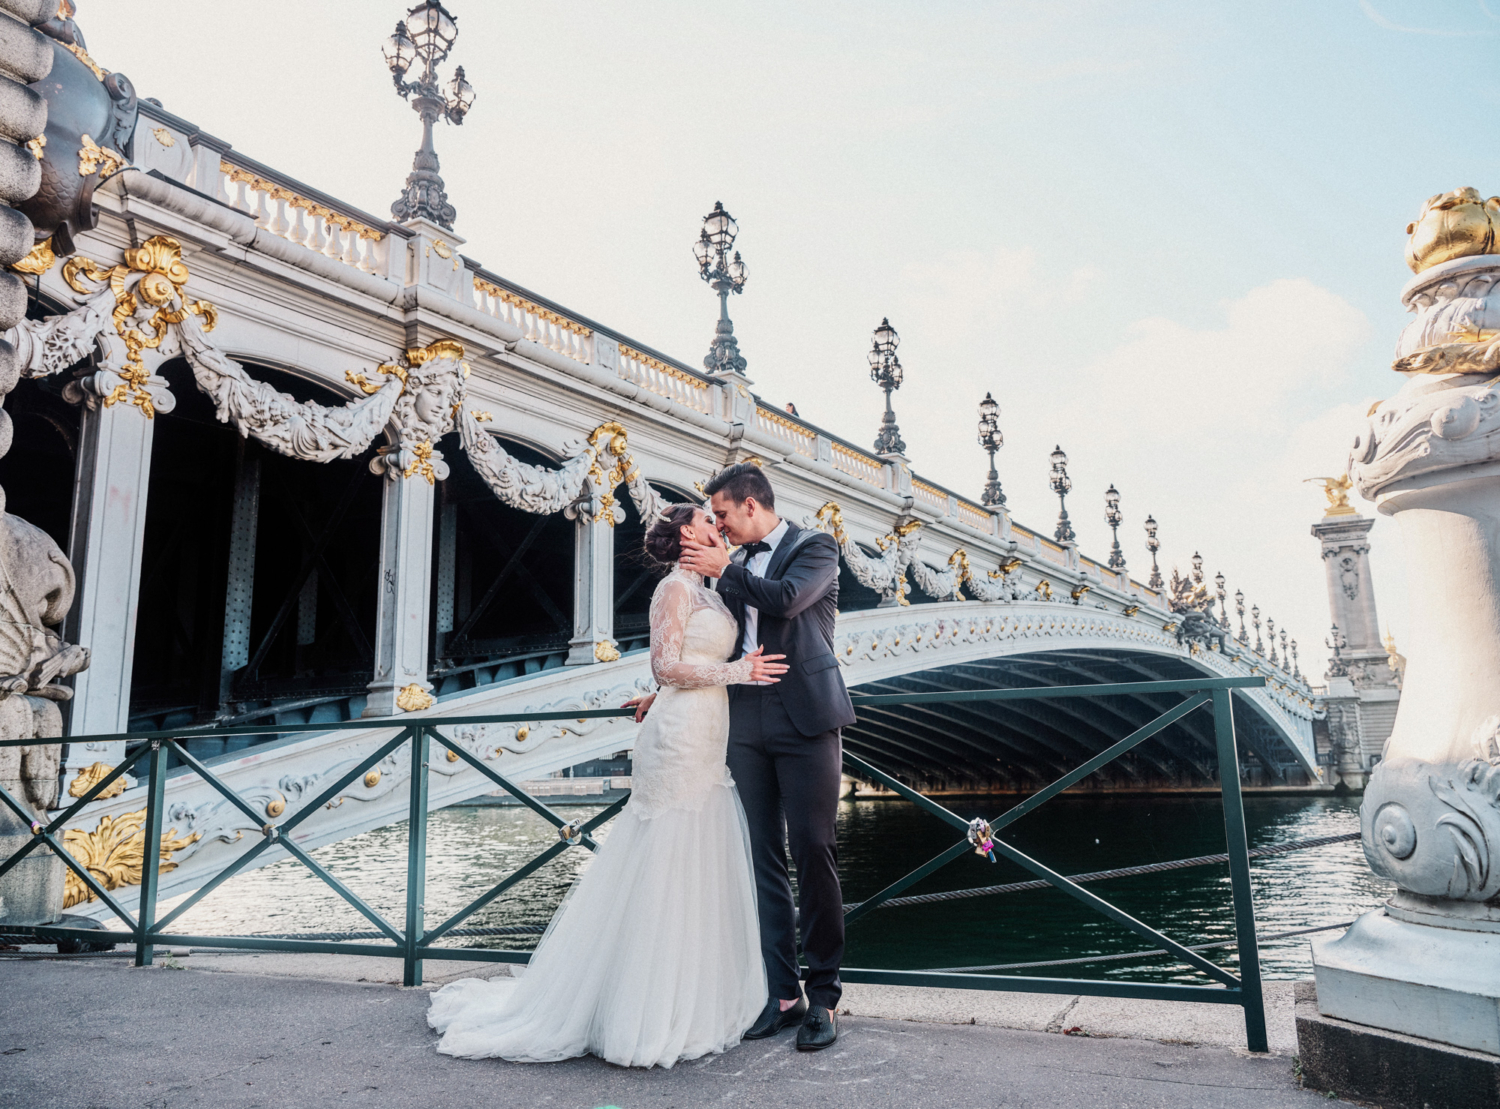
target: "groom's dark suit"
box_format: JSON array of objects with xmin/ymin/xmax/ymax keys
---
[{"xmin": 715, "ymin": 521, "xmax": 856, "ymax": 1010}]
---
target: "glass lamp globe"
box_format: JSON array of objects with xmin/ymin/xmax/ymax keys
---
[
  {"xmin": 727, "ymin": 251, "xmax": 747, "ymax": 287},
  {"xmin": 872, "ymin": 317, "xmax": 899, "ymax": 354},
  {"xmin": 703, "ymin": 202, "xmax": 737, "ymax": 249},
  {"xmin": 445, "ymin": 66, "xmax": 475, "ymax": 117},
  {"xmin": 383, "ymin": 21, "xmax": 417, "ymax": 76},
  {"xmin": 407, "ymin": 0, "xmax": 458, "ymax": 63}
]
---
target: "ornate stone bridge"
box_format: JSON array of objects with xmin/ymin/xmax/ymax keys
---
[{"xmin": 0, "ymin": 18, "xmax": 1315, "ymax": 919}]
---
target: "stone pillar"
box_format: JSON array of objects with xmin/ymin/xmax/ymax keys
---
[
  {"xmin": 1311, "ymin": 511, "xmax": 1390, "ymax": 674},
  {"xmin": 1306, "ymin": 241, "xmax": 1500, "ymax": 1071},
  {"xmin": 64, "ymin": 401, "xmax": 154, "ymax": 768},
  {"xmin": 364, "ymin": 469, "xmax": 436, "ymax": 716},
  {"xmin": 567, "ymin": 516, "xmax": 615, "ymax": 665}
]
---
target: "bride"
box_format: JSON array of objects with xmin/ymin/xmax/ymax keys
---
[{"xmin": 428, "ymin": 504, "xmax": 788, "ymax": 1068}]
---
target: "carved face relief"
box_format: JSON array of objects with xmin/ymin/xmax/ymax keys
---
[{"xmin": 1339, "ymin": 555, "xmax": 1359, "ymax": 600}]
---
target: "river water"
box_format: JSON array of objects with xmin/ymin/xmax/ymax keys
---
[{"xmin": 160, "ymin": 793, "xmax": 1389, "ymax": 983}]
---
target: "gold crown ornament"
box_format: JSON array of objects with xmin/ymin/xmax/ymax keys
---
[{"xmin": 1405, "ymin": 187, "xmax": 1500, "ymax": 273}]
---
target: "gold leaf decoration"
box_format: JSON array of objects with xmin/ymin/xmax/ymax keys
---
[
  {"xmin": 10, "ymin": 237, "xmax": 56, "ymax": 276},
  {"xmin": 66, "ymin": 762, "xmax": 125, "ymax": 800},
  {"xmin": 62, "ymin": 810, "xmax": 200, "ymax": 909},
  {"xmin": 77, "ymin": 134, "xmax": 127, "ymax": 180},
  {"xmin": 395, "ymin": 683, "xmax": 435, "ymax": 712},
  {"xmin": 24, "ymin": 135, "xmax": 45, "ymax": 160},
  {"xmin": 594, "ymin": 640, "xmax": 621, "ymax": 663}
]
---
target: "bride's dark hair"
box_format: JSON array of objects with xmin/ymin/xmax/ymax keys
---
[{"xmin": 643, "ymin": 504, "xmax": 702, "ymax": 566}]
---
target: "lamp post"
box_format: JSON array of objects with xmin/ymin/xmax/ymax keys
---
[
  {"xmin": 1235, "ymin": 589, "xmax": 1247, "ymax": 643},
  {"xmin": 1103, "ymin": 484, "xmax": 1125, "ymax": 569},
  {"xmin": 1049, "ymin": 446, "xmax": 1075, "ymax": 544},
  {"xmin": 1144, "ymin": 514, "xmax": 1162, "ymax": 591},
  {"xmin": 1191, "ymin": 551, "xmax": 1204, "ymax": 587},
  {"xmin": 1252, "ymin": 604, "xmax": 1263, "ymax": 653},
  {"xmin": 977, "ymin": 392, "xmax": 1005, "ymax": 507},
  {"xmin": 1267, "ymin": 617, "xmax": 1278, "ymax": 664},
  {"xmin": 869, "ymin": 318, "xmax": 905, "ymax": 456},
  {"xmin": 1291, "ymin": 639, "xmax": 1301, "ymax": 680},
  {"xmin": 694, "ymin": 201, "xmax": 749, "ymax": 377},
  {"xmin": 1327, "ymin": 623, "xmax": 1348, "ymax": 676},
  {"xmin": 1280, "ymin": 628, "xmax": 1289, "ymax": 670},
  {"xmin": 383, "ymin": 1, "xmax": 474, "ymax": 230},
  {"xmin": 1215, "ymin": 571, "xmax": 1226, "ymax": 624}
]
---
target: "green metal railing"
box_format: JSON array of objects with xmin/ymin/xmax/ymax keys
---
[{"xmin": 0, "ymin": 674, "xmax": 1269, "ymax": 1052}]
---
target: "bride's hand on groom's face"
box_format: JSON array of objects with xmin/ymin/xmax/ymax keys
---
[
  {"xmin": 745, "ymin": 645, "xmax": 790, "ymax": 683},
  {"xmin": 679, "ymin": 536, "xmax": 730, "ymax": 579}
]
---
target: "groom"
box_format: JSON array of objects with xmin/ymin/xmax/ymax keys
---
[{"xmin": 680, "ymin": 462, "xmax": 856, "ymax": 1052}]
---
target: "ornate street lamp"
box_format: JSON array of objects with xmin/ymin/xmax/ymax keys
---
[
  {"xmin": 1252, "ymin": 604, "xmax": 1263, "ymax": 653},
  {"xmin": 1327, "ymin": 623, "xmax": 1348, "ymax": 676},
  {"xmin": 1234, "ymin": 589, "xmax": 1247, "ymax": 643},
  {"xmin": 383, "ymin": 1, "xmax": 474, "ymax": 230},
  {"xmin": 1104, "ymin": 485, "xmax": 1125, "ymax": 570},
  {"xmin": 1191, "ymin": 551, "xmax": 1204, "ymax": 586},
  {"xmin": 1267, "ymin": 617, "xmax": 1278, "ymax": 664},
  {"xmin": 1291, "ymin": 639, "xmax": 1301, "ymax": 680},
  {"xmin": 695, "ymin": 201, "xmax": 750, "ymax": 377},
  {"xmin": 1280, "ymin": 628, "xmax": 1289, "ymax": 670},
  {"xmin": 869, "ymin": 318, "xmax": 905, "ymax": 456},
  {"xmin": 1215, "ymin": 571, "xmax": 1226, "ymax": 624},
  {"xmin": 977, "ymin": 393, "xmax": 1005, "ymax": 507},
  {"xmin": 1144, "ymin": 514, "xmax": 1162, "ymax": 591},
  {"xmin": 1048, "ymin": 446, "xmax": 1075, "ymax": 544}
]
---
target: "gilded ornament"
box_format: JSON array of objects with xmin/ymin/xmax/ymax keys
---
[
  {"xmin": 431, "ymin": 239, "xmax": 453, "ymax": 260},
  {"xmin": 1305, "ymin": 474, "xmax": 1356, "ymax": 517},
  {"xmin": 152, "ymin": 127, "xmax": 175, "ymax": 148},
  {"xmin": 62, "ymin": 39, "xmax": 107, "ymax": 81},
  {"xmin": 77, "ymin": 134, "xmax": 127, "ymax": 180},
  {"xmin": 516, "ymin": 725, "xmax": 530, "ymax": 741},
  {"xmin": 62, "ymin": 235, "xmax": 217, "ymax": 418},
  {"xmin": 594, "ymin": 640, "xmax": 621, "ymax": 663},
  {"xmin": 265, "ymin": 796, "xmax": 286, "ymax": 818},
  {"xmin": 1404, "ymin": 187, "xmax": 1500, "ymax": 274},
  {"xmin": 1123, "ymin": 604, "xmax": 1140, "ymax": 617},
  {"xmin": 364, "ymin": 769, "xmax": 383, "ymax": 788},
  {"xmin": 66, "ymin": 762, "xmax": 125, "ymax": 800},
  {"xmin": 814, "ymin": 502, "xmax": 848, "ymax": 544},
  {"xmin": 10, "ymin": 237, "xmax": 56, "ymax": 276},
  {"xmin": 1035, "ymin": 580, "xmax": 1053, "ymax": 600},
  {"xmin": 470, "ymin": 410, "xmax": 493, "ymax": 422},
  {"xmin": 61, "ymin": 809, "xmax": 200, "ymax": 909},
  {"xmin": 344, "ymin": 371, "xmax": 382, "ymax": 396},
  {"xmin": 395, "ymin": 683, "xmax": 435, "ymax": 712},
  {"xmin": 24, "ymin": 135, "xmax": 45, "ymax": 160},
  {"xmin": 402, "ymin": 440, "xmax": 438, "ymax": 484},
  {"xmin": 446, "ymin": 749, "xmax": 460, "ymax": 762},
  {"xmin": 1070, "ymin": 583, "xmax": 1091, "ymax": 601}
]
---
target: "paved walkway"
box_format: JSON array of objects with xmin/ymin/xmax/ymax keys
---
[{"xmin": 2, "ymin": 956, "xmax": 1330, "ymax": 1109}]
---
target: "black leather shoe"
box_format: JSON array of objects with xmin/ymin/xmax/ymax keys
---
[
  {"xmin": 744, "ymin": 996, "xmax": 807, "ymax": 1039},
  {"xmin": 796, "ymin": 1005, "xmax": 838, "ymax": 1051}
]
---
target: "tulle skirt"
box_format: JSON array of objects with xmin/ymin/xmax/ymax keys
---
[{"xmin": 428, "ymin": 782, "xmax": 766, "ymax": 1068}]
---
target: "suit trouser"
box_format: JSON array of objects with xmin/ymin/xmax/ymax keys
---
[{"xmin": 726, "ymin": 684, "xmax": 844, "ymax": 1009}]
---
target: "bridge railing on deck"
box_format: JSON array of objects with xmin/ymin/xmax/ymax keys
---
[{"xmin": 0, "ymin": 675, "xmax": 1270, "ymax": 1052}]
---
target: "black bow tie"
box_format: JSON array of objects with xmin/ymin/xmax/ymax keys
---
[{"xmin": 740, "ymin": 541, "xmax": 772, "ymax": 557}]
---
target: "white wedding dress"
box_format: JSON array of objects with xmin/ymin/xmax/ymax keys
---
[{"xmin": 428, "ymin": 567, "xmax": 767, "ymax": 1068}]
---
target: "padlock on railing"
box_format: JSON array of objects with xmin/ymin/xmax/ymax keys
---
[{"xmin": 966, "ymin": 817, "xmax": 996, "ymax": 863}]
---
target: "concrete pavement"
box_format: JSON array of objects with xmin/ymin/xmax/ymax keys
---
[{"xmin": 0, "ymin": 956, "xmax": 1334, "ymax": 1109}]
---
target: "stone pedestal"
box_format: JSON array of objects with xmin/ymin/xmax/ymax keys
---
[{"xmin": 1308, "ymin": 242, "xmax": 1500, "ymax": 1076}]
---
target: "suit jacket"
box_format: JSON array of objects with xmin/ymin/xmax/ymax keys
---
[{"xmin": 715, "ymin": 521, "xmax": 857, "ymax": 738}]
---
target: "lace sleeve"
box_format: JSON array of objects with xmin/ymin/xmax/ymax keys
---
[{"xmin": 650, "ymin": 578, "xmax": 755, "ymax": 689}]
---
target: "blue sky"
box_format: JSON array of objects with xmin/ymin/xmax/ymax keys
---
[{"xmin": 82, "ymin": 0, "xmax": 1500, "ymax": 671}]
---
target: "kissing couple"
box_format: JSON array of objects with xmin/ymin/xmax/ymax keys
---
[{"xmin": 428, "ymin": 462, "xmax": 856, "ymax": 1067}]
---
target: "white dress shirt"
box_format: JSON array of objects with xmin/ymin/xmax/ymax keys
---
[{"xmin": 739, "ymin": 518, "xmax": 788, "ymax": 676}]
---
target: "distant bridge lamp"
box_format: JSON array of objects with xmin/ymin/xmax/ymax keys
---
[
  {"xmin": 383, "ymin": 0, "xmax": 475, "ymax": 229},
  {"xmin": 1049, "ymin": 446, "xmax": 1075, "ymax": 545},
  {"xmin": 1252, "ymin": 604, "xmax": 1263, "ymax": 653},
  {"xmin": 694, "ymin": 202, "xmax": 749, "ymax": 377},
  {"xmin": 977, "ymin": 392, "xmax": 1005, "ymax": 507},
  {"xmin": 1144, "ymin": 514, "xmax": 1163, "ymax": 590},
  {"xmin": 1104, "ymin": 484, "xmax": 1124, "ymax": 570},
  {"xmin": 869, "ymin": 318, "xmax": 905, "ymax": 456},
  {"xmin": 1215, "ymin": 571, "xmax": 1227, "ymax": 624},
  {"xmin": 1234, "ymin": 589, "xmax": 1247, "ymax": 643},
  {"xmin": 1267, "ymin": 617, "xmax": 1278, "ymax": 665}
]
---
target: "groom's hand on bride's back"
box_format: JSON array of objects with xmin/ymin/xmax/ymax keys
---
[{"xmin": 622, "ymin": 693, "xmax": 656, "ymax": 723}]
